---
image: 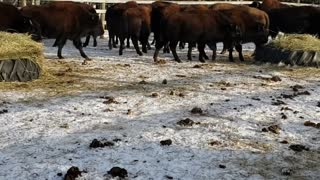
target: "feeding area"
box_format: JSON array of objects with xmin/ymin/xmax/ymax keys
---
[
  {"xmin": 0, "ymin": 0, "xmax": 320, "ymax": 179},
  {"xmin": 0, "ymin": 37, "xmax": 319, "ymax": 180}
]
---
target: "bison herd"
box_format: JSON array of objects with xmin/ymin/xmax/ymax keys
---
[{"xmin": 0, "ymin": 0, "xmax": 319, "ymax": 63}]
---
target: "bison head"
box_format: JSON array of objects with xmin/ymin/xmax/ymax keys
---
[
  {"xmin": 254, "ymin": 23, "xmax": 269, "ymax": 44},
  {"xmin": 89, "ymin": 14, "xmax": 100, "ymax": 25},
  {"xmin": 226, "ymin": 24, "xmax": 242, "ymax": 41}
]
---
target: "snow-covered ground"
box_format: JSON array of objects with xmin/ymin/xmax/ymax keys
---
[{"xmin": 0, "ymin": 37, "xmax": 320, "ymax": 180}]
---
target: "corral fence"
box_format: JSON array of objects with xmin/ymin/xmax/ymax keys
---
[{"xmin": 1, "ymin": 0, "xmax": 320, "ymax": 30}]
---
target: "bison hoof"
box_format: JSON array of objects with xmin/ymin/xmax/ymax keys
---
[
  {"xmin": 58, "ymin": 56, "xmax": 64, "ymax": 59},
  {"xmin": 175, "ymin": 59, "xmax": 182, "ymax": 63}
]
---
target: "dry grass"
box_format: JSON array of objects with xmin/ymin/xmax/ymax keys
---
[
  {"xmin": 0, "ymin": 32, "xmax": 44, "ymax": 66},
  {"xmin": 0, "ymin": 60, "xmax": 135, "ymax": 97},
  {"xmin": 271, "ymin": 34, "xmax": 320, "ymax": 52}
]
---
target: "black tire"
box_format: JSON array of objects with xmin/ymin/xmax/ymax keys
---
[
  {"xmin": 255, "ymin": 45, "xmax": 320, "ymax": 67},
  {"xmin": 0, "ymin": 58, "xmax": 41, "ymax": 82}
]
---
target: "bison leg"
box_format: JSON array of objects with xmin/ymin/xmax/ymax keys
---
[
  {"xmin": 52, "ymin": 39, "xmax": 58, "ymax": 47},
  {"xmin": 73, "ymin": 39, "xmax": 91, "ymax": 60},
  {"xmin": 207, "ymin": 43, "xmax": 217, "ymax": 61},
  {"xmin": 115, "ymin": 36, "xmax": 119, "ymax": 45},
  {"xmin": 131, "ymin": 36, "xmax": 143, "ymax": 56},
  {"xmin": 108, "ymin": 36, "xmax": 113, "ymax": 50},
  {"xmin": 220, "ymin": 43, "xmax": 227, "ymax": 54},
  {"xmin": 228, "ymin": 46, "xmax": 235, "ymax": 62},
  {"xmin": 57, "ymin": 38, "xmax": 67, "ymax": 59},
  {"xmin": 83, "ymin": 35, "xmax": 90, "ymax": 47},
  {"xmin": 235, "ymin": 44, "xmax": 244, "ymax": 61},
  {"xmin": 169, "ymin": 41, "xmax": 181, "ymax": 63},
  {"xmin": 163, "ymin": 43, "xmax": 170, "ymax": 54},
  {"xmin": 153, "ymin": 41, "xmax": 164, "ymax": 62},
  {"xmin": 119, "ymin": 37, "xmax": 125, "ymax": 55},
  {"xmin": 142, "ymin": 43, "xmax": 147, "ymax": 54},
  {"xmin": 197, "ymin": 43, "xmax": 206, "ymax": 63},
  {"xmin": 93, "ymin": 35, "xmax": 98, "ymax": 47},
  {"xmin": 187, "ymin": 43, "xmax": 193, "ymax": 61},
  {"xmin": 126, "ymin": 37, "xmax": 130, "ymax": 48}
]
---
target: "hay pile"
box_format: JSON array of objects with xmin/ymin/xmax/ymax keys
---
[
  {"xmin": 0, "ymin": 32, "xmax": 43, "ymax": 82},
  {"xmin": 271, "ymin": 34, "xmax": 320, "ymax": 52},
  {"xmin": 255, "ymin": 34, "xmax": 320, "ymax": 67},
  {"xmin": 0, "ymin": 32, "xmax": 43, "ymax": 64}
]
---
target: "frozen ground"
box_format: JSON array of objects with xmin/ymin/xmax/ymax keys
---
[{"xmin": 0, "ymin": 37, "xmax": 320, "ymax": 180}]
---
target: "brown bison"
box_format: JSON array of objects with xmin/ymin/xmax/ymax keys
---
[
  {"xmin": 118, "ymin": 4, "xmax": 152, "ymax": 56},
  {"xmin": 267, "ymin": 6, "xmax": 320, "ymax": 38},
  {"xmin": 0, "ymin": 2, "xmax": 34, "ymax": 34},
  {"xmin": 151, "ymin": 1, "xmax": 181, "ymax": 53},
  {"xmin": 21, "ymin": 2, "xmax": 100, "ymax": 60},
  {"xmin": 105, "ymin": 1, "xmax": 138, "ymax": 50},
  {"xmin": 50, "ymin": 2, "xmax": 105, "ymax": 48},
  {"xmin": 260, "ymin": 0, "xmax": 290, "ymax": 11},
  {"xmin": 210, "ymin": 3, "xmax": 269, "ymax": 61},
  {"xmin": 153, "ymin": 9, "xmax": 241, "ymax": 63}
]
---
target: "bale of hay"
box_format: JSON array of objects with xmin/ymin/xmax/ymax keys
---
[
  {"xmin": 0, "ymin": 32, "xmax": 43, "ymax": 82},
  {"xmin": 255, "ymin": 34, "xmax": 320, "ymax": 67}
]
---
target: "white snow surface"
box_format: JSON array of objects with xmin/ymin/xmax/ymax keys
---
[{"xmin": 0, "ymin": 37, "xmax": 320, "ymax": 180}]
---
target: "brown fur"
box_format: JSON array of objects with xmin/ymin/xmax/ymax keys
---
[
  {"xmin": 119, "ymin": 5, "xmax": 152, "ymax": 55},
  {"xmin": 154, "ymin": 9, "xmax": 240, "ymax": 63},
  {"xmin": 106, "ymin": 1, "xmax": 138, "ymax": 50},
  {"xmin": 0, "ymin": 2, "xmax": 33, "ymax": 33},
  {"xmin": 21, "ymin": 2, "xmax": 100, "ymax": 60}
]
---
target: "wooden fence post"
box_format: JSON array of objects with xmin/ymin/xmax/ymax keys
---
[{"xmin": 100, "ymin": 1, "xmax": 106, "ymax": 38}]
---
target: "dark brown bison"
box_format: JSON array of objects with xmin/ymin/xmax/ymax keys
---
[
  {"xmin": 82, "ymin": 20, "xmax": 104, "ymax": 47},
  {"xmin": 260, "ymin": 0, "xmax": 290, "ymax": 12},
  {"xmin": 118, "ymin": 4, "xmax": 152, "ymax": 55},
  {"xmin": 50, "ymin": 2, "xmax": 105, "ymax": 48},
  {"xmin": 105, "ymin": 1, "xmax": 138, "ymax": 50},
  {"xmin": 151, "ymin": 1, "xmax": 181, "ymax": 53},
  {"xmin": 267, "ymin": 6, "xmax": 320, "ymax": 38},
  {"xmin": 210, "ymin": 3, "xmax": 269, "ymax": 61},
  {"xmin": 21, "ymin": 2, "xmax": 100, "ymax": 60},
  {"xmin": 0, "ymin": 2, "xmax": 34, "ymax": 33},
  {"xmin": 153, "ymin": 9, "xmax": 241, "ymax": 63},
  {"xmin": 69, "ymin": 2, "xmax": 105, "ymax": 47}
]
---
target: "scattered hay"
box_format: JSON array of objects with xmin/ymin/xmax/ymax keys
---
[{"xmin": 271, "ymin": 34, "xmax": 320, "ymax": 52}]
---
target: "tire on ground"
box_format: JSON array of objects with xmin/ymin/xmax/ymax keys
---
[
  {"xmin": 0, "ymin": 58, "xmax": 41, "ymax": 82},
  {"xmin": 255, "ymin": 45, "xmax": 320, "ymax": 67}
]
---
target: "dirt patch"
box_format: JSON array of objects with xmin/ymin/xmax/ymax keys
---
[
  {"xmin": 177, "ymin": 118, "xmax": 200, "ymax": 126},
  {"xmin": 108, "ymin": 167, "xmax": 128, "ymax": 178},
  {"xmin": 64, "ymin": 166, "xmax": 82, "ymax": 180},
  {"xmin": 289, "ymin": 144, "xmax": 309, "ymax": 152},
  {"xmin": 304, "ymin": 121, "xmax": 320, "ymax": 129},
  {"xmin": 89, "ymin": 139, "xmax": 115, "ymax": 148},
  {"xmin": 160, "ymin": 139, "xmax": 172, "ymax": 146},
  {"xmin": 191, "ymin": 107, "xmax": 203, "ymax": 114}
]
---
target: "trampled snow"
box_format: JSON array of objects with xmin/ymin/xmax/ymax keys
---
[{"xmin": 0, "ymin": 37, "xmax": 319, "ymax": 180}]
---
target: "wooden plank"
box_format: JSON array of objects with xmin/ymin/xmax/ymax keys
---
[{"xmin": 47, "ymin": 0, "xmax": 319, "ymax": 6}]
